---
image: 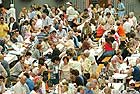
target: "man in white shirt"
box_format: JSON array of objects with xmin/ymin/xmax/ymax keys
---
[
  {"xmin": 66, "ymin": 2, "xmax": 78, "ymax": 26},
  {"xmin": 56, "ymin": 24, "xmax": 67, "ymax": 38},
  {"xmin": 42, "ymin": 13, "xmax": 51, "ymax": 28},
  {"xmin": 123, "ymin": 17, "xmax": 131, "ymax": 33},
  {"xmin": 129, "ymin": 12, "xmax": 137, "ymax": 28},
  {"xmin": 15, "ymin": 30, "xmax": 24, "ymax": 43},
  {"xmin": 14, "ymin": 75, "xmax": 30, "ymax": 94},
  {"xmin": 7, "ymin": 4, "xmax": 16, "ymax": 23}
]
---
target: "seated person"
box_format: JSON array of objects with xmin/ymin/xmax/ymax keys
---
[
  {"xmin": 122, "ymin": 58, "xmax": 140, "ymax": 82},
  {"xmin": 10, "ymin": 56, "xmax": 26, "ymax": 80},
  {"xmin": 98, "ymin": 37, "xmax": 115, "ymax": 63}
]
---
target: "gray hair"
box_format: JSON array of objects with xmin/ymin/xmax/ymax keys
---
[
  {"xmin": 129, "ymin": 12, "xmax": 134, "ymax": 17},
  {"xmin": 86, "ymin": 82, "xmax": 92, "ymax": 87}
]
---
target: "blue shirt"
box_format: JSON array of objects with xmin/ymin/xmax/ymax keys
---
[
  {"xmin": 117, "ymin": 2, "xmax": 125, "ymax": 17},
  {"xmin": 26, "ymin": 78, "xmax": 34, "ymax": 91},
  {"xmin": 85, "ymin": 88, "xmax": 94, "ymax": 94}
]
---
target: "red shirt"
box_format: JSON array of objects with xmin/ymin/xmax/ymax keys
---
[
  {"xmin": 96, "ymin": 25, "xmax": 105, "ymax": 37},
  {"xmin": 104, "ymin": 42, "xmax": 113, "ymax": 51},
  {"xmin": 117, "ymin": 25, "xmax": 125, "ymax": 37}
]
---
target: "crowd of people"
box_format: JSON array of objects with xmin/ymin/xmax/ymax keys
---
[{"xmin": 0, "ymin": 0, "xmax": 140, "ymax": 94}]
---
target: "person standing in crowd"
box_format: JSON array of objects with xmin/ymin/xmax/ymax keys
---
[
  {"xmin": 8, "ymin": 17, "xmax": 19, "ymax": 36},
  {"xmin": 123, "ymin": 16, "xmax": 131, "ymax": 34},
  {"xmin": 7, "ymin": 4, "xmax": 16, "ymax": 23},
  {"xmin": 129, "ymin": 12, "xmax": 138, "ymax": 29},
  {"xmin": 66, "ymin": 2, "xmax": 78, "ymax": 27},
  {"xmin": 49, "ymin": 56, "xmax": 60, "ymax": 85},
  {"xmin": 0, "ymin": 16, "xmax": 9, "ymax": 38},
  {"xmin": 117, "ymin": 0, "xmax": 125, "ymax": 18}
]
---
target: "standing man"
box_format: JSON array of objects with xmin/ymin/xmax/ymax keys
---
[
  {"xmin": 117, "ymin": 0, "xmax": 125, "ymax": 18},
  {"xmin": 0, "ymin": 16, "xmax": 9, "ymax": 38},
  {"xmin": 66, "ymin": 2, "xmax": 78, "ymax": 27},
  {"xmin": 7, "ymin": 4, "xmax": 16, "ymax": 23}
]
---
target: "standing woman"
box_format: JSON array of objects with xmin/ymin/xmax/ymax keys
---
[{"xmin": 117, "ymin": 0, "xmax": 125, "ymax": 18}]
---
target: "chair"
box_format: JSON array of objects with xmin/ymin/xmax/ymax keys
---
[
  {"xmin": 102, "ymin": 56, "xmax": 112, "ymax": 63},
  {"xmin": 96, "ymin": 64, "xmax": 104, "ymax": 78}
]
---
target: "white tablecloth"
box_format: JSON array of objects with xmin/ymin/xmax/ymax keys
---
[
  {"xmin": 4, "ymin": 54, "xmax": 18, "ymax": 64},
  {"xmin": 112, "ymin": 73, "xmax": 128, "ymax": 79},
  {"xmin": 108, "ymin": 83, "xmax": 124, "ymax": 91}
]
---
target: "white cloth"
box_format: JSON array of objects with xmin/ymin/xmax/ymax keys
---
[
  {"xmin": 123, "ymin": 21, "xmax": 131, "ymax": 33},
  {"xmin": 35, "ymin": 19, "xmax": 43, "ymax": 29}
]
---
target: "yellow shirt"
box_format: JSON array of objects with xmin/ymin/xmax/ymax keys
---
[
  {"xmin": 0, "ymin": 23, "xmax": 9, "ymax": 38},
  {"xmin": 82, "ymin": 58, "xmax": 92, "ymax": 73}
]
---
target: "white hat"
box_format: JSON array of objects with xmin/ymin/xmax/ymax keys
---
[
  {"xmin": 129, "ymin": 79, "xmax": 135, "ymax": 85},
  {"xmin": 66, "ymin": 2, "xmax": 72, "ymax": 5}
]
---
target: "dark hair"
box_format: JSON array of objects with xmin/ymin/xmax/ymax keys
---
[
  {"xmin": 37, "ymin": 14, "xmax": 41, "ymax": 19},
  {"xmin": 63, "ymin": 56, "xmax": 69, "ymax": 62},
  {"xmin": 109, "ymin": 37, "xmax": 115, "ymax": 43},
  {"xmin": 116, "ymin": 22, "xmax": 120, "ymax": 26},
  {"xmin": 84, "ymin": 9, "xmax": 88, "ymax": 12},
  {"xmin": 0, "ymin": 16, "xmax": 4, "ymax": 20},
  {"xmin": 0, "ymin": 75, "xmax": 4, "ymax": 79},
  {"xmin": 51, "ymin": 30, "xmax": 56, "ymax": 34},
  {"xmin": 106, "ymin": 12, "xmax": 111, "ymax": 16},
  {"xmin": 118, "ymin": 0, "xmax": 121, "ymax": 2},
  {"xmin": 44, "ymin": 26, "xmax": 49, "ymax": 29},
  {"xmin": 25, "ymin": 52, "xmax": 32, "ymax": 56},
  {"xmin": 19, "ymin": 56, "xmax": 24, "ymax": 60},
  {"xmin": 23, "ymin": 20, "xmax": 29, "ymax": 25},
  {"xmin": 111, "ymin": 29, "xmax": 116, "ymax": 34},
  {"xmin": 9, "ymin": 17, "xmax": 15, "ymax": 21},
  {"xmin": 38, "ymin": 57, "xmax": 45, "ymax": 65},
  {"xmin": 74, "ymin": 69, "xmax": 80, "ymax": 76},
  {"xmin": 51, "ymin": 56, "xmax": 60, "ymax": 62},
  {"xmin": 24, "ymin": 72, "xmax": 30, "ymax": 78}
]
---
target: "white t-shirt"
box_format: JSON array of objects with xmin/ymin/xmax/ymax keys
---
[{"xmin": 123, "ymin": 21, "xmax": 131, "ymax": 33}]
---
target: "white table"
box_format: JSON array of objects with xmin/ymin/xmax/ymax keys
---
[
  {"xmin": 4, "ymin": 54, "xmax": 18, "ymax": 64},
  {"xmin": 108, "ymin": 83, "xmax": 124, "ymax": 91},
  {"xmin": 112, "ymin": 73, "xmax": 128, "ymax": 83}
]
